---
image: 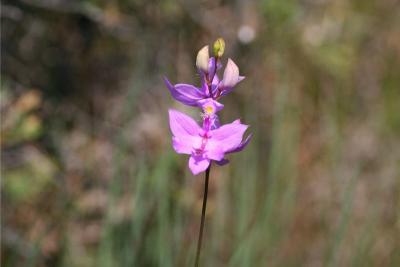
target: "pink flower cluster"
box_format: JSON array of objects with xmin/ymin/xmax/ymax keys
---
[{"xmin": 165, "ymin": 41, "xmax": 251, "ymax": 175}]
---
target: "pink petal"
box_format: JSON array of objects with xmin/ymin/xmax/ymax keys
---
[
  {"xmin": 208, "ymin": 121, "xmax": 248, "ymax": 152},
  {"xmin": 226, "ymin": 133, "xmax": 252, "ymax": 154},
  {"xmin": 189, "ymin": 155, "xmax": 210, "ymax": 175},
  {"xmin": 205, "ymin": 146, "xmax": 225, "ymax": 161},
  {"xmin": 163, "ymin": 77, "xmax": 205, "ymax": 106},
  {"xmin": 172, "ymin": 136, "xmax": 200, "ymax": 155},
  {"xmin": 168, "ymin": 109, "xmax": 202, "ymax": 137}
]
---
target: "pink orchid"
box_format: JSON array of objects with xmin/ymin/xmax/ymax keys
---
[
  {"xmin": 169, "ymin": 109, "xmax": 251, "ymax": 175},
  {"xmin": 165, "ymin": 39, "xmax": 252, "ymax": 266},
  {"xmin": 164, "ymin": 57, "xmax": 244, "ymax": 108}
]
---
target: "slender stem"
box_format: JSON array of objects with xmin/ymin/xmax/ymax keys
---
[{"xmin": 194, "ymin": 165, "xmax": 211, "ymax": 267}]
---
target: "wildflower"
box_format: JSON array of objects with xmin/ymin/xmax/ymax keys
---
[
  {"xmin": 163, "ymin": 49, "xmax": 244, "ymax": 108},
  {"xmin": 165, "ymin": 39, "xmax": 252, "ymax": 266},
  {"xmin": 169, "ymin": 109, "xmax": 251, "ymax": 175}
]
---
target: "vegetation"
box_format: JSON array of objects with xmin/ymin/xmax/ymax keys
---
[{"xmin": 2, "ymin": 0, "xmax": 399, "ymax": 266}]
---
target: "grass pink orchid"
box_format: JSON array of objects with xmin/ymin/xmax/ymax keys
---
[
  {"xmin": 163, "ymin": 56, "xmax": 244, "ymax": 108},
  {"xmin": 169, "ymin": 109, "xmax": 250, "ymax": 175},
  {"xmin": 164, "ymin": 38, "xmax": 251, "ymax": 267}
]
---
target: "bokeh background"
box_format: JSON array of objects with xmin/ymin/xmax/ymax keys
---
[{"xmin": 1, "ymin": 0, "xmax": 400, "ymax": 266}]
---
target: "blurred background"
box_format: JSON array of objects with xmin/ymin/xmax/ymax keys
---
[{"xmin": 1, "ymin": 0, "xmax": 400, "ymax": 266}]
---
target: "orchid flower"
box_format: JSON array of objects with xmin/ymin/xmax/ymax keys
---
[
  {"xmin": 169, "ymin": 109, "xmax": 251, "ymax": 175},
  {"xmin": 165, "ymin": 39, "xmax": 251, "ymax": 266},
  {"xmin": 163, "ymin": 54, "xmax": 244, "ymax": 108}
]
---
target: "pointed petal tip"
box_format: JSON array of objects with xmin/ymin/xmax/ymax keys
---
[
  {"xmin": 244, "ymin": 133, "xmax": 253, "ymax": 142},
  {"xmin": 227, "ymin": 58, "xmax": 239, "ymax": 69},
  {"xmin": 227, "ymin": 58, "xmax": 235, "ymax": 64},
  {"xmin": 163, "ymin": 77, "xmax": 175, "ymax": 92},
  {"xmin": 224, "ymin": 132, "xmax": 252, "ymax": 154},
  {"xmin": 163, "ymin": 76, "xmax": 172, "ymax": 84},
  {"xmin": 168, "ymin": 108, "xmax": 177, "ymax": 115},
  {"xmin": 216, "ymin": 158, "xmax": 230, "ymax": 166}
]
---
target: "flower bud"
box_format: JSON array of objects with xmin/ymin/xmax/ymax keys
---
[
  {"xmin": 213, "ymin": 38, "xmax": 225, "ymax": 58},
  {"xmin": 221, "ymin": 58, "xmax": 239, "ymax": 88},
  {"xmin": 196, "ymin": 45, "xmax": 210, "ymax": 72}
]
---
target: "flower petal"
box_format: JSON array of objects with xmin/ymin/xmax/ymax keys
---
[
  {"xmin": 197, "ymin": 98, "xmax": 224, "ymax": 115},
  {"xmin": 189, "ymin": 155, "xmax": 210, "ymax": 175},
  {"xmin": 226, "ymin": 133, "xmax": 252, "ymax": 154},
  {"xmin": 208, "ymin": 57, "xmax": 216, "ymax": 77},
  {"xmin": 215, "ymin": 158, "xmax": 230, "ymax": 166},
  {"xmin": 205, "ymin": 146, "xmax": 225, "ymax": 161},
  {"xmin": 211, "ymin": 74, "xmax": 220, "ymax": 95},
  {"xmin": 196, "ymin": 45, "xmax": 209, "ymax": 72},
  {"xmin": 219, "ymin": 60, "xmax": 245, "ymax": 97},
  {"xmin": 172, "ymin": 136, "xmax": 200, "ymax": 155},
  {"xmin": 163, "ymin": 77, "xmax": 205, "ymax": 106},
  {"xmin": 168, "ymin": 109, "xmax": 202, "ymax": 137},
  {"xmin": 208, "ymin": 120, "xmax": 249, "ymax": 152},
  {"xmin": 221, "ymin": 59, "xmax": 239, "ymax": 88}
]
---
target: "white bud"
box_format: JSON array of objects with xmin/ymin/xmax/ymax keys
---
[
  {"xmin": 222, "ymin": 58, "xmax": 239, "ymax": 88},
  {"xmin": 196, "ymin": 45, "xmax": 209, "ymax": 72}
]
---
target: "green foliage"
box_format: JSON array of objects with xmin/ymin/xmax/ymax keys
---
[
  {"xmin": 2, "ymin": 0, "xmax": 400, "ymax": 266},
  {"xmin": 3, "ymin": 150, "xmax": 57, "ymax": 202}
]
